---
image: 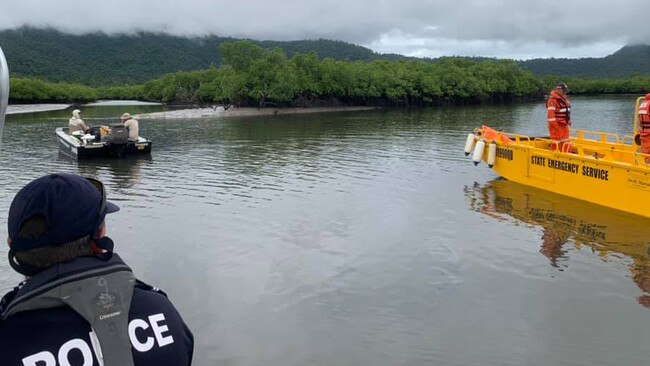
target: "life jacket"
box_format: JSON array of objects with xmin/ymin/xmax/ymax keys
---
[
  {"xmin": 638, "ymin": 100, "xmax": 650, "ymax": 134},
  {"xmin": 547, "ymin": 92, "xmax": 571, "ymax": 125},
  {"xmin": 0, "ymin": 250, "xmax": 136, "ymax": 366}
]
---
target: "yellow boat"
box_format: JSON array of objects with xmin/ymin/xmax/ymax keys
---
[
  {"xmin": 465, "ymin": 179, "xmax": 650, "ymax": 308},
  {"xmin": 465, "ymin": 96, "xmax": 650, "ymax": 218}
]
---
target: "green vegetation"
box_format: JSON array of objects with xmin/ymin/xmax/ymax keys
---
[
  {"xmin": 7, "ymin": 41, "xmax": 650, "ymax": 106},
  {"xmin": 9, "ymin": 41, "xmax": 546, "ymax": 106},
  {"xmin": 540, "ymin": 76, "xmax": 650, "ymax": 94},
  {"xmin": 10, "ymin": 78, "xmax": 98, "ymax": 102}
]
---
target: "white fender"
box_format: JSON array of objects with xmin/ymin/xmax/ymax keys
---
[
  {"xmin": 0, "ymin": 46, "xmax": 9, "ymax": 149},
  {"xmin": 472, "ymin": 139, "xmax": 485, "ymax": 166},
  {"xmin": 487, "ymin": 142, "xmax": 497, "ymax": 168},
  {"xmin": 463, "ymin": 133, "xmax": 475, "ymax": 156}
]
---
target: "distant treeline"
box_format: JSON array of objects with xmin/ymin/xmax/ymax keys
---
[
  {"xmin": 540, "ymin": 75, "xmax": 650, "ymax": 94},
  {"xmin": 8, "ymin": 41, "xmax": 650, "ymax": 106},
  {"xmin": 10, "ymin": 78, "xmax": 99, "ymax": 102},
  {"xmin": 10, "ymin": 41, "xmax": 546, "ymax": 106}
]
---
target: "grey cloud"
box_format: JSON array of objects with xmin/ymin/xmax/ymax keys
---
[{"xmin": 0, "ymin": 0, "xmax": 647, "ymax": 58}]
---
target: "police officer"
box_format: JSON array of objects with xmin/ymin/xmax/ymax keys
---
[{"xmin": 0, "ymin": 173, "xmax": 194, "ymax": 365}]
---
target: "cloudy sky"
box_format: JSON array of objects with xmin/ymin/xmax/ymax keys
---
[{"xmin": 1, "ymin": 0, "xmax": 648, "ymax": 60}]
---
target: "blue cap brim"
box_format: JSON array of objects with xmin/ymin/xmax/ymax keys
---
[{"xmin": 106, "ymin": 201, "xmax": 120, "ymax": 213}]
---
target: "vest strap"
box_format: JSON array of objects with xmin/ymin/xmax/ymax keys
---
[{"xmin": 1, "ymin": 255, "xmax": 136, "ymax": 366}]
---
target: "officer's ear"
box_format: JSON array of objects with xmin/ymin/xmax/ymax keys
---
[
  {"xmin": 97, "ymin": 226, "xmax": 106, "ymax": 239},
  {"xmin": 91, "ymin": 225, "xmax": 113, "ymax": 255},
  {"xmin": 7, "ymin": 237, "xmax": 11, "ymax": 246},
  {"xmin": 92, "ymin": 220, "xmax": 106, "ymax": 240}
]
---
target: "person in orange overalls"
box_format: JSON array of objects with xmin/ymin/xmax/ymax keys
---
[
  {"xmin": 637, "ymin": 93, "xmax": 650, "ymax": 163},
  {"xmin": 546, "ymin": 83, "xmax": 572, "ymax": 152}
]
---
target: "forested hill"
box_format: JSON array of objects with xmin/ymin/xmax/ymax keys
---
[
  {"xmin": 519, "ymin": 45, "xmax": 650, "ymax": 78},
  {"xmin": 0, "ymin": 27, "xmax": 405, "ymax": 86},
  {"xmin": 1, "ymin": 27, "xmax": 648, "ymax": 86}
]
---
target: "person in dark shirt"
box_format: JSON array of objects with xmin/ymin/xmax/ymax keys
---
[{"xmin": 0, "ymin": 173, "xmax": 193, "ymax": 365}]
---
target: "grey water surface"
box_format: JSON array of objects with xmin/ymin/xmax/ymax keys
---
[{"xmin": 0, "ymin": 97, "xmax": 648, "ymax": 366}]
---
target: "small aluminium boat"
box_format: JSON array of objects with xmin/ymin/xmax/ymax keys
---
[
  {"xmin": 466, "ymin": 96, "xmax": 650, "ymax": 219},
  {"xmin": 56, "ymin": 124, "xmax": 152, "ymax": 159}
]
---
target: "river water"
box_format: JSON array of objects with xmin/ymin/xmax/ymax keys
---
[{"xmin": 0, "ymin": 97, "xmax": 648, "ymax": 365}]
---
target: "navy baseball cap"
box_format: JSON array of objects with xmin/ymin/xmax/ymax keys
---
[{"xmin": 7, "ymin": 173, "xmax": 119, "ymax": 251}]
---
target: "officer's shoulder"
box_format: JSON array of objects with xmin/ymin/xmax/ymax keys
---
[
  {"xmin": 135, "ymin": 279, "xmax": 169, "ymax": 297},
  {"xmin": 131, "ymin": 279, "xmax": 185, "ymax": 318},
  {"xmin": 130, "ymin": 280, "xmax": 189, "ymax": 336}
]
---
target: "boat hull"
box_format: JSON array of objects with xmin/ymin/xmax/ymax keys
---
[
  {"xmin": 471, "ymin": 126, "xmax": 650, "ymax": 219},
  {"xmin": 56, "ymin": 128, "xmax": 152, "ymax": 159}
]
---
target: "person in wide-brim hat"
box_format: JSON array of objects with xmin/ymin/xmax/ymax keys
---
[{"xmin": 120, "ymin": 112, "xmax": 140, "ymax": 142}]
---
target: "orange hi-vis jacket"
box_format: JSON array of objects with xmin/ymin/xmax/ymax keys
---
[
  {"xmin": 546, "ymin": 91, "xmax": 571, "ymax": 126},
  {"xmin": 638, "ymin": 98, "xmax": 650, "ymax": 136},
  {"xmin": 638, "ymin": 97, "xmax": 650, "ymax": 160}
]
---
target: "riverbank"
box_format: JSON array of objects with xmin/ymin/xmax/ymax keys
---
[
  {"xmin": 7, "ymin": 104, "xmax": 71, "ymax": 114},
  {"xmin": 136, "ymin": 106, "xmax": 378, "ymax": 120},
  {"xmin": 6, "ymin": 101, "xmax": 162, "ymax": 115}
]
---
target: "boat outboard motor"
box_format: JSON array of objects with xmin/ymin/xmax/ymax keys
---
[
  {"xmin": 0, "ymin": 46, "xmax": 9, "ymax": 149},
  {"xmin": 88, "ymin": 125, "xmax": 102, "ymax": 141},
  {"xmin": 103, "ymin": 123, "xmax": 129, "ymax": 145}
]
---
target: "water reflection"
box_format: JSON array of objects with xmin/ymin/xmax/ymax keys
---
[
  {"xmin": 465, "ymin": 178, "xmax": 650, "ymax": 309},
  {"xmin": 57, "ymin": 151, "xmax": 152, "ymax": 190},
  {"xmin": 2, "ymin": 99, "xmax": 649, "ymax": 365}
]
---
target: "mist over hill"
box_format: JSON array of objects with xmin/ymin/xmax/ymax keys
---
[
  {"xmin": 0, "ymin": 27, "xmax": 405, "ymax": 85},
  {"xmin": 0, "ymin": 27, "xmax": 648, "ymax": 86}
]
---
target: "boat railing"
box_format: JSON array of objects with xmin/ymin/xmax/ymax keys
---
[
  {"xmin": 620, "ymin": 135, "xmax": 637, "ymax": 145},
  {"xmin": 607, "ymin": 148, "xmax": 650, "ymax": 167},
  {"xmin": 526, "ymin": 136, "xmax": 650, "ymax": 167},
  {"xmin": 632, "ymin": 152, "xmax": 650, "ymax": 166},
  {"xmin": 486, "ymin": 128, "xmax": 630, "ymax": 148},
  {"xmin": 500, "ymin": 132, "xmax": 533, "ymax": 144},
  {"xmin": 571, "ymin": 139, "xmax": 650, "ymax": 166},
  {"xmin": 573, "ymin": 129, "xmax": 621, "ymax": 144},
  {"xmin": 572, "ymin": 142, "xmax": 650, "ymax": 167},
  {"xmin": 541, "ymin": 138, "xmax": 561, "ymax": 151},
  {"xmin": 572, "ymin": 144, "xmax": 614, "ymax": 161},
  {"xmin": 475, "ymin": 127, "xmax": 532, "ymax": 144}
]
